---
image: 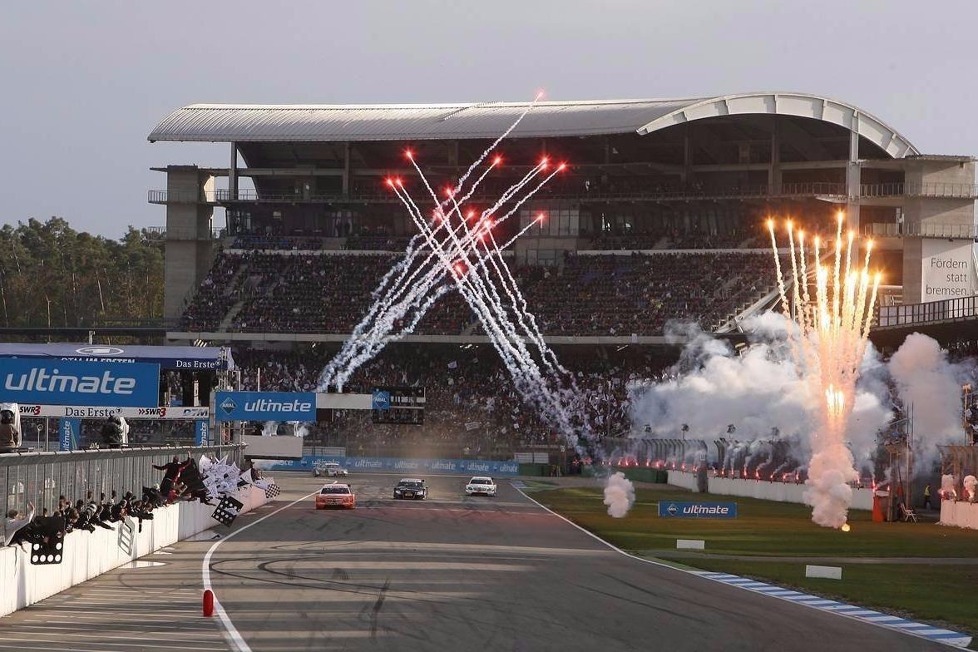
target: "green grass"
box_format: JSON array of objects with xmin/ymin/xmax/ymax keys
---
[{"xmin": 529, "ymin": 484, "xmax": 978, "ymax": 644}]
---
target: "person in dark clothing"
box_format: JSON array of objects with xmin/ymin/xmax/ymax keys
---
[
  {"xmin": 0, "ymin": 409, "xmax": 20, "ymax": 452},
  {"xmin": 101, "ymin": 415, "xmax": 125, "ymax": 448},
  {"xmin": 153, "ymin": 456, "xmax": 191, "ymax": 501}
]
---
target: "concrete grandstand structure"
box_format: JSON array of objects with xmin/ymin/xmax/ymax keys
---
[{"xmin": 148, "ymin": 92, "xmax": 978, "ymax": 345}]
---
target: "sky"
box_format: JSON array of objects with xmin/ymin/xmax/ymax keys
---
[{"xmin": 2, "ymin": 0, "xmax": 977, "ymax": 239}]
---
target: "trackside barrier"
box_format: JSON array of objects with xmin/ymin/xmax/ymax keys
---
[
  {"xmin": 667, "ymin": 471, "xmax": 874, "ymax": 511},
  {"xmin": 0, "ymin": 483, "xmax": 269, "ymax": 618},
  {"xmin": 264, "ymin": 455, "xmax": 520, "ymax": 477}
]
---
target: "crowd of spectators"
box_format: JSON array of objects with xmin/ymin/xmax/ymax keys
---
[
  {"xmin": 2, "ymin": 453, "xmax": 252, "ymax": 552},
  {"xmin": 179, "ymin": 250, "xmax": 776, "ymax": 337},
  {"xmin": 231, "ymin": 344, "xmax": 673, "ymax": 460}
]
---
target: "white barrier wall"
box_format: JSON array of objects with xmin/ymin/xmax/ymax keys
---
[
  {"xmin": 667, "ymin": 471, "xmax": 874, "ymax": 511},
  {"xmin": 939, "ymin": 500, "xmax": 978, "ymax": 530},
  {"xmin": 0, "ymin": 484, "xmax": 269, "ymax": 618}
]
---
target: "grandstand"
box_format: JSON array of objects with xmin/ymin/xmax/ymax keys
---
[
  {"xmin": 145, "ymin": 94, "xmax": 977, "ymax": 448},
  {"xmin": 149, "ymin": 92, "xmax": 976, "ymax": 349}
]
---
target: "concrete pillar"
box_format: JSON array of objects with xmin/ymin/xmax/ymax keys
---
[
  {"xmin": 342, "ymin": 142, "xmax": 351, "ymax": 194},
  {"xmin": 846, "ymin": 118, "xmax": 861, "ymax": 227},
  {"xmin": 229, "ymin": 142, "xmax": 238, "ymax": 200}
]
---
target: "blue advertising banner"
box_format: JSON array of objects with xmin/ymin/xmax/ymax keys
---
[
  {"xmin": 262, "ymin": 456, "xmax": 521, "ymax": 477},
  {"xmin": 194, "ymin": 420, "xmax": 209, "ymax": 446},
  {"xmin": 658, "ymin": 501, "xmax": 738, "ymax": 519},
  {"xmin": 215, "ymin": 391, "xmax": 316, "ymax": 422},
  {"xmin": 2, "ymin": 359, "xmax": 160, "ymax": 408},
  {"xmin": 59, "ymin": 417, "xmax": 80, "ymax": 451},
  {"xmin": 0, "ymin": 343, "xmax": 233, "ymax": 370}
]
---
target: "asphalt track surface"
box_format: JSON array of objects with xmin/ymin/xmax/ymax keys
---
[{"xmin": 0, "ymin": 473, "xmax": 954, "ymax": 652}]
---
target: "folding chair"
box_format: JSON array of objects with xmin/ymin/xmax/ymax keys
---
[{"xmin": 900, "ymin": 505, "xmax": 918, "ymax": 523}]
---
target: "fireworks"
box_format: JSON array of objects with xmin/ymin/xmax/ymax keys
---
[
  {"xmin": 319, "ymin": 95, "xmax": 580, "ymax": 437},
  {"xmin": 768, "ymin": 211, "xmax": 881, "ymax": 529}
]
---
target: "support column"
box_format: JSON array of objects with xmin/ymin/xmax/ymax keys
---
[
  {"xmin": 846, "ymin": 118, "xmax": 861, "ymax": 227},
  {"xmin": 342, "ymin": 142, "xmax": 351, "ymax": 194},
  {"xmin": 229, "ymin": 142, "xmax": 238, "ymax": 200}
]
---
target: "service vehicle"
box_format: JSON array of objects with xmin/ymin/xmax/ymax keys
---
[
  {"xmin": 315, "ymin": 482, "xmax": 356, "ymax": 509},
  {"xmin": 464, "ymin": 476, "xmax": 497, "ymax": 497},
  {"xmin": 393, "ymin": 478, "xmax": 427, "ymax": 500}
]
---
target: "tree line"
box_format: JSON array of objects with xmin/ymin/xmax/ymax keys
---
[{"xmin": 0, "ymin": 217, "xmax": 164, "ymax": 328}]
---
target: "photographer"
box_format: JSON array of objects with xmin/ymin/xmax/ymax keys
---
[
  {"xmin": 0, "ymin": 408, "xmax": 20, "ymax": 453},
  {"xmin": 100, "ymin": 415, "xmax": 127, "ymax": 449}
]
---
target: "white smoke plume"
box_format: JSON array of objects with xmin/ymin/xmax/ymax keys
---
[
  {"xmin": 942, "ymin": 473, "xmax": 957, "ymax": 500},
  {"xmin": 629, "ymin": 318, "xmax": 890, "ymax": 475},
  {"xmin": 888, "ymin": 333, "xmax": 973, "ymax": 472},
  {"xmin": 965, "ymin": 475, "xmax": 977, "ymax": 502},
  {"xmin": 603, "ymin": 472, "xmax": 635, "ymax": 518}
]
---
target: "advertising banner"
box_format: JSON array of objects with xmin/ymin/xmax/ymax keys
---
[
  {"xmin": 194, "ymin": 420, "xmax": 209, "ymax": 446},
  {"xmin": 922, "ymin": 239, "xmax": 977, "ymax": 302},
  {"xmin": 658, "ymin": 501, "xmax": 738, "ymax": 519},
  {"xmin": 17, "ymin": 405, "xmax": 209, "ymax": 420},
  {"xmin": 215, "ymin": 391, "xmax": 316, "ymax": 422},
  {"xmin": 261, "ymin": 455, "xmax": 520, "ymax": 477},
  {"xmin": 59, "ymin": 417, "xmax": 80, "ymax": 452},
  {"xmin": 2, "ymin": 359, "xmax": 160, "ymax": 408}
]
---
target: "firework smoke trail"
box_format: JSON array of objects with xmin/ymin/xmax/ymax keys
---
[
  {"xmin": 391, "ymin": 168, "xmax": 578, "ymax": 434},
  {"xmin": 319, "ymin": 158, "xmax": 551, "ymax": 389},
  {"xmin": 769, "ymin": 212, "xmax": 880, "ymax": 529},
  {"xmin": 394, "ymin": 178, "xmax": 564, "ymax": 412}
]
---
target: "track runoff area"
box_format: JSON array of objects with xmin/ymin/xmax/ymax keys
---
[{"xmin": 2, "ymin": 474, "xmax": 960, "ymax": 652}]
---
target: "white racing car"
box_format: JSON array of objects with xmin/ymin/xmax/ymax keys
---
[
  {"xmin": 464, "ymin": 476, "xmax": 497, "ymax": 497},
  {"xmin": 313, "ymin": 461, "xmax": 349, "ymax": 478}
]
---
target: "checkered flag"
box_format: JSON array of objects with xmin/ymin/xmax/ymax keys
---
[
  {"xmin": 211, "ymin": 496, "xmax": 244, "ymax": 527},
  {"xmin": 264, "ymin": 484, "xmax": 281, "ymax": 499},
  {"xmin": 30, "ymin": 516, "xmax": 66, "ymax": 565}
]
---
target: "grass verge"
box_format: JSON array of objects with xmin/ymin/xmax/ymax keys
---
[{"xmin": 528, "ymin": 483, "xmax": 978, "ymax": 645}]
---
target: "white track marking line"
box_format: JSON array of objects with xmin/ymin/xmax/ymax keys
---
[{"xmin": 202, "ymin": 491, "xmax": 317, "ymax": 652}]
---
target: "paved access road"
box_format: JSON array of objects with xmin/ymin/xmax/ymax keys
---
[
  {"xmin": 206, "ymin": 473, "xmax": 949, "ymax": 652},
  {"xmin": 0, "ymin": 473, "xmax": 954, "ymax": 652}
]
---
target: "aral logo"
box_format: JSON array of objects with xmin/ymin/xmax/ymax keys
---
[
  {"xmin": 220, "ymin": 397, "xmax": 237, "ymax": 414},
  {"xmin": 75, "ymin": 346, "xmax": 125, "ymax": 356},
  {"xmin": 666, "ymin": 503, "xmax": 679, "ymax": 516}
]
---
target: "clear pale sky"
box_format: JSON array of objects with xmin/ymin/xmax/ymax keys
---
[{"xmin": 2, "ymin": 0, "xmax": 976, "ymax": 238}]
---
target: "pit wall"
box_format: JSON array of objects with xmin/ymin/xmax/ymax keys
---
[
  {"xmin": 667, "ymin": 471, "xmax": 874, "ymax": 511},
  {"xmin": 0, "ymin": 484, "xmax": 269, "ymax": 618},
  {"xmin": 939, "ymin": 500, "xmax": 978, "ymax": 530}
]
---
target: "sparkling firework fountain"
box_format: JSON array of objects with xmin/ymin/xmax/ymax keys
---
[{"xmin": 768, "ymin": 212, "xmax": 881, "ymax": 530}]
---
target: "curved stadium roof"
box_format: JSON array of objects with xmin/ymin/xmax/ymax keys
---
[{"xmin": 148, "ymin": 92, "xmax": 918, "ymax": 158}]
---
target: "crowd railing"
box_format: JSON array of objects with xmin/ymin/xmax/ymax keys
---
[{"xmin": 1, "ymin": 445, "xmax": 242, "ymax": 520}]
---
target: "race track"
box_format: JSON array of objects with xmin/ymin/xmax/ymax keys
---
[{"xmin": 206, "ymin": 473, "xmax": 949, "ymax": 652}]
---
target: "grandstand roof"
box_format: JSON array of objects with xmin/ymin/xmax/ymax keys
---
[{"xmin": 148, "ymin": 92, "xmax": 918, "ymax": 158}]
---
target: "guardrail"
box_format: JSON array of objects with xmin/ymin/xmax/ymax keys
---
[
  {"xmin": 860, "ymin": 182, "xmax": 978, "ymax": 199},
  {"xmin": 0, "ymin": 445, "xmax": 242, "ymax": 521},
  {"xmin": 862, "ymin": 222, "xmax": 978, "ymax": 239},
  {"xmin": 149, "ymin": 180, "xmax": 977, "ymax": 207},
  {"xmin": 877, "ymin": 295, "xmax": 978, "ymax": 329}
]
